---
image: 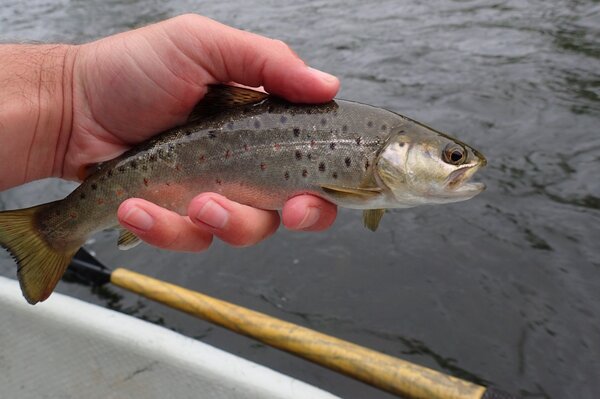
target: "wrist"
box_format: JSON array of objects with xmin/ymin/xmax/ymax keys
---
[{"xmin": 0, "ymin": 44, "xmax": 76, "ymax": 189}]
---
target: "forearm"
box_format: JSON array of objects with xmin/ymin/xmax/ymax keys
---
[{"xmin": 0, "ymin": 44, "xmax": 75, "ymax": 190}]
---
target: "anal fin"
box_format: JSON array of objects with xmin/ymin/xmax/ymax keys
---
[{"xmin": 118, "ymin": 229, "xmax": 142, "ymax": 250}]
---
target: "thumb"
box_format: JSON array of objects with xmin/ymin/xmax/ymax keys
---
[{"xmin": 162, "ymin": 14, "xmax": 340, "ymax": 103}]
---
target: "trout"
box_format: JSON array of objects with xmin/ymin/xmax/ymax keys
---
[{"xmin": 0, "ymin": 85, "xmax": 486, "ymax": 304}]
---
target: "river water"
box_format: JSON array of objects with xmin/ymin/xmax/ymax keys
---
[{"xmin": 1, "ymin": 1, "xmax": 599, "ymax": 398}]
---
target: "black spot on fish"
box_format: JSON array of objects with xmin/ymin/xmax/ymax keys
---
[
  {"xmin": 185, "ymin": 129, "xmax": 192, "ymax": 136},
  {"xmin": 306, "ymin": 108, "xmax": 311, "ymax": 114},
  {"xmin": 293, "ymin": 128, "xmax": 300, "ymax": 137},
  {"xmin": 149, "ymin": 154, "xmax": 157, "ymax": 162},
  {"xmin": 365, "ymin": 160, "xmax": 370, "ymax": 170},
  {"xmin": 208, "ymin": 131, "xmax": 217, "ymax": 139},
  {"xmin": 280, "ymin": 115, "xmax": 287, "ymax": 124},
  {"xmin": 319, "ymin": 162, "xmax": 326, "ymax": 172},
  {"xmin": 320, "ymin": 118, "xmax": 327, "ymax": 126},
  {"xmin": 342, "ymin": 125, "xmax": 348, "ymax": 133},
  {"xmin": 367, "ymin": 121, "xmax": 373, "ymax": 128},
  {"xmin": 107, "ymin": 170, "xmax": 113, "ymax": 177},
  {"xmin": 254, "ymin": 120, "xmax": 261, "ymax": 129},
  {"xmin": 295, "ymin": 150, "xmax": 302, "ymax": 160},
  {"xmin": 168, "ymin": 143, "xmax": 175, "ymax": 151},
  {"xmin": 381, "ymin": 124, "xmax": 387, "ymax": 131},
  {"xmin": 345, "ymin": 157, "xmax": 351, "ymax": 167},
  {"xmin": 130, "ymin": 160, "xmax": 138, "ymax": 169},
  {"xmin": 141, "ymin": 164, "xmax": 148, "ymax": 171},
  {"xmin": 356, "ymin": 137, "xmax": 362, "ymax": 146},
  {"xmin": 329, "ymin": 142, "xmax": 336, "ymax": 150},
  {"xmin": 91, "ymin": 183, "xmax": 97, "ymax": 190},
  {"xmin": 260, "ymin": 163, "xmax": 267, "ymax": 171},
  {"xmin": 284, "ymin": 171, "xmax": 290, "ymax": 180},
  {"xmin": 332, "ymin": 172, "xmax": 338, "ymax": 179},
  {"xmin": 302, "ymin": 169, "xmax": 308, "ymax": 177},
  {"xmin": 268, "ymin": 105, "xmax": 275, "ymax": 113},
  {"xmin": 307, "ymin": 153, "xmax": 313, "ymax": 160},
  {"xmin": 216, "ymin": 178, "xmax": 222, "ymax": 185},
  {"xmin": 80, "ymin": 192, "xmax": 86, "ymax": 199},
  {"xmin": 118, "ymin": 166, "xmax": 126, "ymax": 173}
]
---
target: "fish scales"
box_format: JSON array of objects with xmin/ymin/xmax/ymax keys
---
[
  {"xmin": 37, "ymin": 99, "xmax": 393, "ymax": 249},
  {"xmin": 0, "ymin": 85, "xmax": 486, "ymax": 304}
]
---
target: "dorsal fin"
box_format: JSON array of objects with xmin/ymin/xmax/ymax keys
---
[{"xmin": 188, "ymin": 85, "xmax": 269, "ymax": 122}]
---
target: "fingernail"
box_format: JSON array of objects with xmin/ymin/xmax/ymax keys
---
[
  {"xmin": 196, "ymin": 200, "xmax": 229, "ymax": 229},
  {"xmin": 123, "ymin": 206, "xmax": 154, "ymax": 231},
  {"xmin": 297, "ymin": 207, "xmax": 320, "ymax": 229},
  {"xmin": 307, "ymin": 66, "xmax": 338, "ymax": 84}
]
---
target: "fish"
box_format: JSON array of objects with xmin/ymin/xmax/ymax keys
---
[{"xmin": 0, "ymin": 85, "xmax": 486, "ymax": 304}]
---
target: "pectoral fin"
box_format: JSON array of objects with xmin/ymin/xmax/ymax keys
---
[
  {"xmin": 188, "ymin": 85, "xmax": 269, "ymax": 121},
  {"xmin": 118, "ymin": 229, "xmax": 142, "ymax": 250},
  {"xmin": 320, "ymin": 184, "xmax": 382, "ymax": 201},
  {"xmin": 363, "ymin": 209, "xmax": 386, "ymax": 232}
]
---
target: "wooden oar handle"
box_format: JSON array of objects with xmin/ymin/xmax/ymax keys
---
[{"xmin": 111, "ymin": 267, "xmax": 491, "ymax": 399}]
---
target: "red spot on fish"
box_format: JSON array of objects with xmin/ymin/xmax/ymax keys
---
[
  {"xmin": 244, "ymin": 144, "xmax": 249, "ymax": 152},
  {"xmin": 260, "ymin": 163, "xmax": 267, "ymax": 171},
  {"xmin": 225, "ymin": 150, "xmax": 231, "ymax": 158},
  {"xmin": 216, "ymin": 178, "xmax": 222, "ymax": 185},
  {"xmin": 70, "ymin": 212, "xmax": 77, "ymax": 219},
  {"xmin": 273, "ymin": 143, "xmax": 281, "ymax": 150},
  {"xmin": 310, "ymin": 140, "xmax": 316, "ymax": 147},
  {"xmin": 175, "ymin": 164, "xmax": 181, "ymax": 171},
  {"xmin": 97, "ymin": 199, "xmax": 105, "ymax": 205},
  {"xmin": 143, "ymin": 178, "xmax": 149, "ymax": 187},
  {"xmin": 116, "ymin": 189, "xmax": 124, "ymax": 197},
  {"xmin": 199, "ymin": 155, "xmax": 205, "ymax": 162}
]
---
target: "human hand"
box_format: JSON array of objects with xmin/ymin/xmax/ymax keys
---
[{"xmin": 68, "ymin": 14, "xmax": 339, "ymax": 250}]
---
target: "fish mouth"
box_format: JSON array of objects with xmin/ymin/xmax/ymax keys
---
[{"xmin": 445, "ymin": 165, "xmax": 486, "ymax": 194}]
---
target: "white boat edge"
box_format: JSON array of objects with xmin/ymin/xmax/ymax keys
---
[{"xmin": 0, "ymin": 276, "xmax": 341, "ymax": 399}]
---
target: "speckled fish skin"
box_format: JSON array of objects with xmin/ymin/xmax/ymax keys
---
[
  {"xmin": 36, "ymin": 95, "xmax": 483, "ymax": 250},
  {"xmin": 0, "ymin": 86, "xmax": 486, "ymax": 304}
]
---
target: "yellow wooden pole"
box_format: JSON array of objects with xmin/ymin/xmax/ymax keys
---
[{"xmin": 111, "ymin": 268, "xmax": 487, "ymax": 399}]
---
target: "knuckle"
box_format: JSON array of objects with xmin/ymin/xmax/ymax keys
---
[{"xmin": 270, "ymin": 39, "xmax": 293, "ymax": 54}]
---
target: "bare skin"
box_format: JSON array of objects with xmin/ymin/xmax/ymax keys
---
[{"xmin": 0, "ymin": 14, "xmax": 339, "ymax": 252}]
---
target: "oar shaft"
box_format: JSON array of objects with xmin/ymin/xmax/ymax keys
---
[{"xmin": 111, "ymin": 268, "xmax": 486, "ymax": 399}]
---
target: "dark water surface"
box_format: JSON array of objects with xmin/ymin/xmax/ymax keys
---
[{"xmin": 1, "ymin": 1, "xmax": 599, "ymax": 398}]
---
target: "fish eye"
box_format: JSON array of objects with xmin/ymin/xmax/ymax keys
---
[{"xmin": 443, "ymin": 144, "xmax": 466, "ymax": 165}]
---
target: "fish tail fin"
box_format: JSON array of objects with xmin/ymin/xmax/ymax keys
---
[{"xmin": 0, "ymin": 204, "xmax": 78, "ymax": 304}]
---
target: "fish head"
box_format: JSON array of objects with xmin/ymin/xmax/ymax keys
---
[{"xmin": 374, "ymin": 121, "xmax": 486, "ymax": 206}]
